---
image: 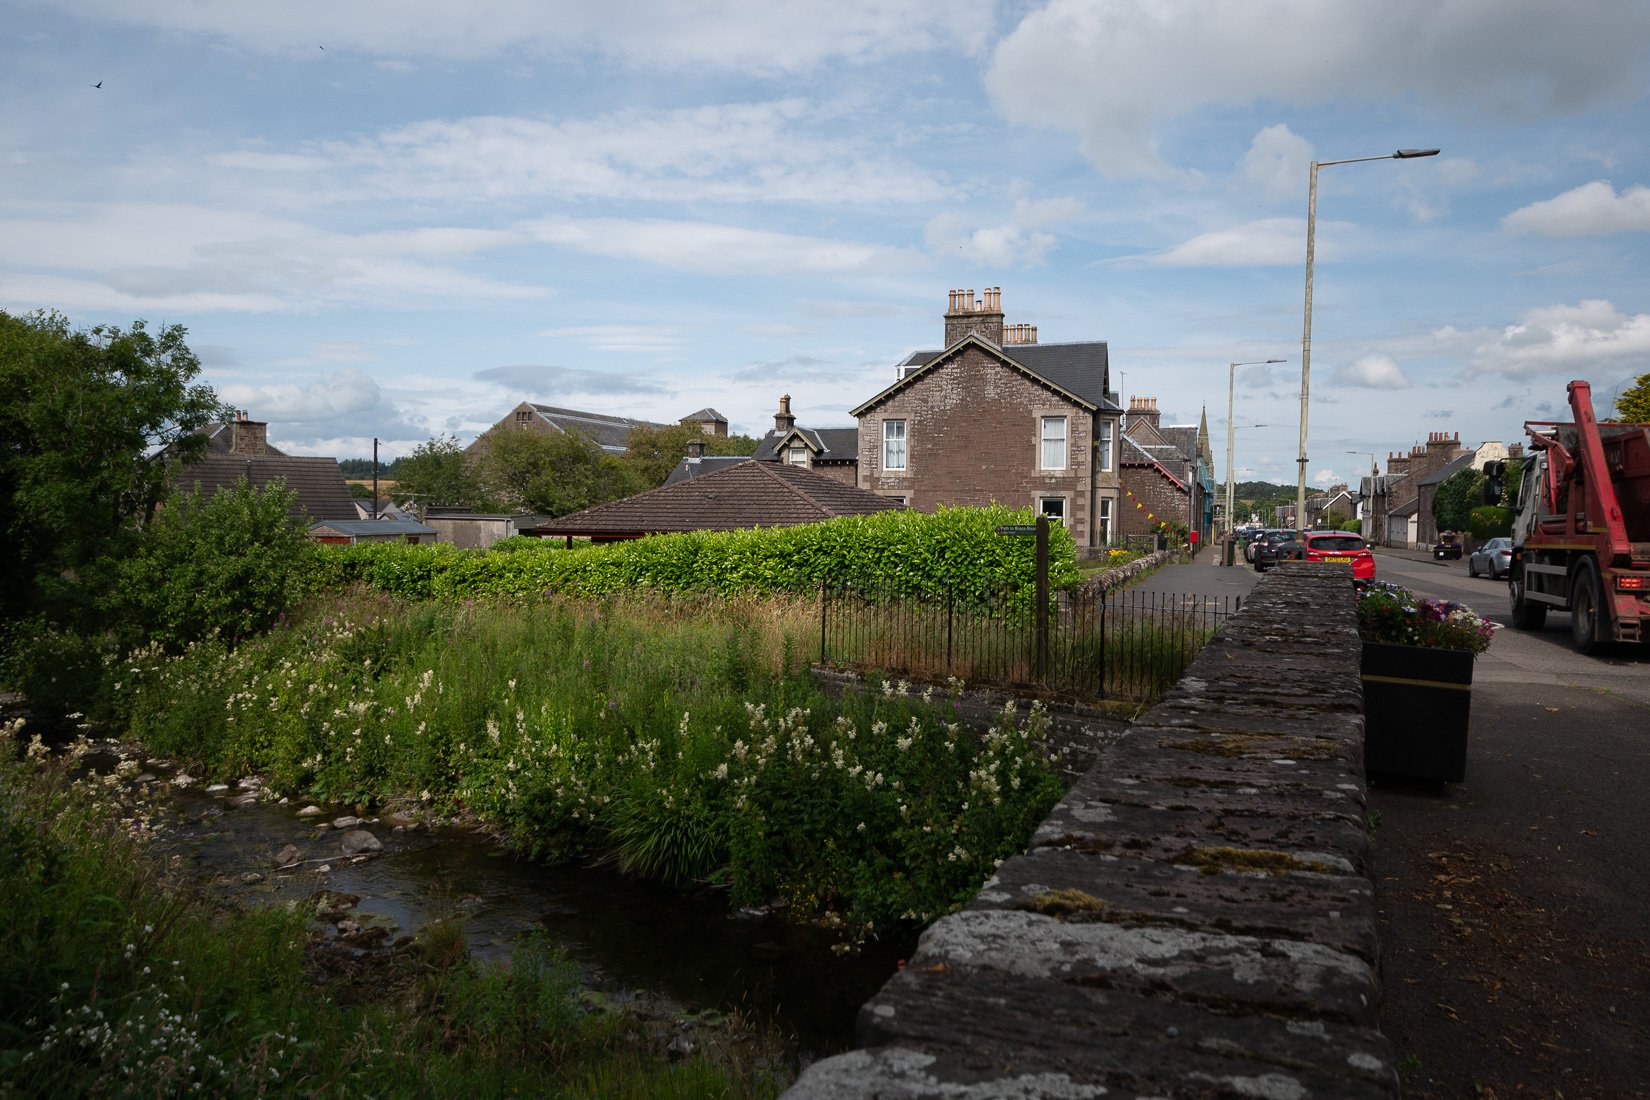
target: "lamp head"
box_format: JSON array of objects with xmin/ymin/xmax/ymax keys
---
[{"xmin": 1394, "ymin": 148, "xmax": 1440, "ymax": 159}]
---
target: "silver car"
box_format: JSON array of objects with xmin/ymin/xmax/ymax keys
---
[{"xmin": 1467, "ymin": 537, "xmax": 1513, "ymax": 579}]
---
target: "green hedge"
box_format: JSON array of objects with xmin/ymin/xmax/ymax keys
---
[{"xmin": 311, "ymin": 506, "xmax": 1082, "ymax": 602}]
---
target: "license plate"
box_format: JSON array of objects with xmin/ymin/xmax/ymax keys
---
[{"xmin": 1324, "ymin": 555, "xmax": 1352, "ymax": 562}]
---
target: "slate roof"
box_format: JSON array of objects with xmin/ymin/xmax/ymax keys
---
[
  {"xmin": 663, "ymin": 455, "xmax": 752, "ymax": 485},
  {"xmin": 1120, "ymin": 436, "xmax": 1187, "ymax": 489},
  {"xmin": 683, "ymin": 407, "xmax": 727, "ymax": 424},
  {"xmin": 310, "ymin": 518, "xmax": 436, "ymax": 539},
  {"xmin": 1416, "ymin": 452, "xmax": 1477, "ymax": 487},
  {"xmin": 1158, "ymin": 425, "xmax": 1201, "ymax": 464},
  {"xmin": 752, "ymin": 426, "xmax": 859, "ymax": 463},
  {"xmin": 865, "ymin": 338, "xmax": 1118, "ymax": 413},
  {"xmin": 170, "ymin": 454, "xmax": 359, "ymax": 521},
  {"xmin": 533, "ymin": 460, "xmax": 902, "ymax": 539},
  {"xmin": 522, "ymin": 404, "xmax": 668, "ymax": 453}
]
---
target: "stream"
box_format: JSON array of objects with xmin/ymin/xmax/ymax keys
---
[{"xmin": 115, "ymin": 753, "xmax": 915, "ymax": 1063}]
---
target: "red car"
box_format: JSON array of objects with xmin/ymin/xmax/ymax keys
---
[{"xmin": 1276, "ymin": 531, "xmax": 1377, "ymax": 580}]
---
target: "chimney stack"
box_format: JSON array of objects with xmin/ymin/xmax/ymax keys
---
[
  {"xmin": 943, "ymin": 286, "xmax": 1006, "ymax": 347},
  {"xmin": 229, "ymin": 413, "xmax": 270, "ymax": 455},
  {"xmin": 774, "ymin": 394, "xmax": 796, "ymax": 434},
  {"xmin": 686, "ymin": 438, "xmax": 705, "ymax": 461},
  {"xmin": 1127, "ymin": 396, "xmax": 1161, "ymax": 431}
]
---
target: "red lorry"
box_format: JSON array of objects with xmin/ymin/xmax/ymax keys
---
[{"xmin": 1493, "ymin": 380, "xmax": 1650, "ymax": 653}]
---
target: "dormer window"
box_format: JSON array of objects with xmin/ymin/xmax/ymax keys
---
[{"xmin": 786, "ymin": 444, "xmax": 808, "ymax": 466}]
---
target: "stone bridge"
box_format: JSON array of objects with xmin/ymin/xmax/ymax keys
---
[{"xmin": 786, "ymin": 564, "xmax": 1395, "ymax": 1098}]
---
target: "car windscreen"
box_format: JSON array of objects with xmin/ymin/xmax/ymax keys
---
[{"xmin": 1307, "ymin": 536, "xmax": 1365, "ymax": 552}]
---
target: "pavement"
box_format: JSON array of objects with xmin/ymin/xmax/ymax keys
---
[{"xmin": 1148, "ymin": 545, "xmax": 1650, "ymax": 1097}]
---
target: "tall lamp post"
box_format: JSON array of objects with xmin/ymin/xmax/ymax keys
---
[
  {"xmin": 1225, "ymin": 358, "xmax": 1284, "ymax": 538},
  {"xmin": 1226, "ymin": 421, "xmax": 1269, "ymax": 529},
  {"xmin": 1347, "ymin": 449, "xmax": 1376, "ymax": 532},
  {"xmin": 1297, "ymin": 147, "xmax": 1439, "ymax": 540}
]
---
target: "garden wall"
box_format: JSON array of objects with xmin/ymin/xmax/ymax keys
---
[{"xmin": 786, "ymin": 563, "xmax": 1396, "ymax": 1098}]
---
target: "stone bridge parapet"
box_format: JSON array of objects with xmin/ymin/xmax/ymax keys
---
[{"xmin": 786, "ymin": 564, "xmax": 1393, "ymax": 1098}]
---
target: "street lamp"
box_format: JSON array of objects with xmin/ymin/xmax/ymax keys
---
[
  {"xmin": 1297, "ymin": 147, "xmax": 1439, "ymax": 541},
  {"xmin": 1226, "ymin": 358, "xmax": 1285, "ymax": 540}
]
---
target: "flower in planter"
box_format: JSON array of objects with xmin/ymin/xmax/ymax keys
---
[{"xmin": 1356, "ymin": 581, "xmax": 1495, "ymax": 654}]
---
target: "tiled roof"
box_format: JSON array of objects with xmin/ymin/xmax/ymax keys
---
[
  {"xmin": 533, "ymin": 460, "xmax": 901, "ymax": 538},
  {"xmin": 170, "ymin": 454, "xmax": 360, "ymax": 521},
  {"xmin": 1120, "ymin": 436, "xmax": 1188, "ymax": 490},
  {"xmin": 683, "ymin": 407, "xmax": 727, "ymax": 424},
  {"xmin": 1416, "ymin": 452, "xmax": 1476, "ymax": 486},
  {"xmin": 884, "ymin": 339, "xmax": 1117, "ymax": 411}
]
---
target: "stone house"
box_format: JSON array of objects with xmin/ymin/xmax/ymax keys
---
[
  {"xmin": 168, "ymin": 412, "xmax": 358, "ymax": 522},
  {"xmin": 1367, "ymin": 432, "xmax": 1471, "ymax": 547},
  {"xmin": 851, "ymin": 288, "xmax": 1124, "ymax": 555},
  {"xmin": 1119, "ymin": 398, "xmax": 1216, "ymax": 544}
]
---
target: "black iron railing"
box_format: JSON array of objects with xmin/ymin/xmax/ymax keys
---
[{"xmin": 819, "ymin": 583, "xmax": 1240, "ymax": 703}]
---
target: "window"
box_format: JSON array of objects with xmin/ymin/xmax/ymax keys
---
[
  {"xmin": 1041, "ymin": 416, "xmax": 1068, "ymax": 470},
  {"xmin": 515, "ymin": 410, "xmax": 532, "ymax": 426},
  {"xmin": 786, "ymin": 444, "xmax": 808, "ymax": 466},
  {"xmin": 1039, "ymin": 497, "xmax": 1066, "ymax": 525},
  {"xmin": 1098, "ymin": 420, "xmax": 1114, "ymax": 473},
  {"xmin": 1099, "ymin": 498, "xmax": 1114, "ymax": 544},
  {"xmin": 882, "ymin": 419, "xmax": 907, "ymax": 471}
]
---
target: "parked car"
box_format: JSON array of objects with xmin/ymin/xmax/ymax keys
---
[
  {"xmin": 1433, "ymin": 535, "xmax": 1463, "ymax": 560},
  {"xmin": 1245, "ymin": 528, "xmax": 1286, "ymax": 564},
  {"xmin": 1270, "ymin": 531, "xmax": 1377, "ymax": 580},
  {"xmin": 1467, "ymin": 536, "xmax": 1514, "ymax": 579},
  {"xmin": 1251, "ymin": 529, "xmax": 1297, "ymax": 572}
]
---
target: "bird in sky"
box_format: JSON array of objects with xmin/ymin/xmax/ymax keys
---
[{"xmin": 91, "ymin": 81, "xmax": 101, "ymax": 89}]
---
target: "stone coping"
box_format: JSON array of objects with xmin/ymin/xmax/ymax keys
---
[{"xmin": 785, "ymin": 563, "xmax": 1392, "ymax": 1098}]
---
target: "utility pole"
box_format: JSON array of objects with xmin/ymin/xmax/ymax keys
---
[{"xmin": 372, "ymin": 438, "xmax": 380, "ymax": 520}]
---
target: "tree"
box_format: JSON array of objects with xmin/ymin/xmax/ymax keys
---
[
  {"xmin": 392, "ymin": 435, "xmax": 488, "ymax": 510},
  {"xmin": 476, "ymin": 428, "xmax": 643, "ymax": 515},
  {"xmin": 621, "ymin": 424, "xmax": 761, "ymax": 487},
  {"xmin": 1612, "ymin": 371, "xmax": 1650, "ymax": 423},
  {"xmin": 1431, "ymin": 467, "xmax": 1484, "ymax": 534},
  {"xmin": 112, "ymin": 478, "xmax": 313, "ymax": 651},
  {"xmin": 0, "ymin": 310, "xmax": 226, "ymax": 623}
]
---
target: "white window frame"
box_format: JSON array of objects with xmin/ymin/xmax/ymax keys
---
[
  {"xmin": 1038, "ymin": 496, "xmax": 1067, "ymax": 526},
  {"xmin": 1098, "ymin": 420, "xmax": 1114, "ymax": 473},
  {"xmin": 786, "ymin": 444, "xmax": 809, "ymax": 466},
  {"xmin": 1040, "ymin": 415, "xmax": 1068, "ymax": 471},
  {"xmin": 882, "ymin": 419, "xmax": 907, "ymax": 471},
  {"xmin": 1099, "ymin": 498, "xmax": 1114, "ymax": 545}
]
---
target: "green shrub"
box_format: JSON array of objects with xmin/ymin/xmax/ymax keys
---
[{"xmin": 110, "ymin": 478, "xmax": 314, "ymax": 651}]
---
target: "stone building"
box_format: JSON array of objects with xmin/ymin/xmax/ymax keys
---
[{"xmin": 851, "ymin": 288, "xmax": 1124, "ymax": 555}]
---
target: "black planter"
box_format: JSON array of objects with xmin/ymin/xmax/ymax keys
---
[{"xmin": 1360, "ymin": 641, "xmax": 1473, "ymax": 782}]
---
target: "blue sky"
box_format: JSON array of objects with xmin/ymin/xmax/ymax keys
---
[{"xmin": 5, "ymin": 0, "xmax": 1649, "ymax": 487}]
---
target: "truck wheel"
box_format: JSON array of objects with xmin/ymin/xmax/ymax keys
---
[
  {"xmin": 1510, "ymin": 572, "xmax": 1547, "ymax": 630},
  {"xmin": 1570, "ymin": 561, "xmax": 1606, "ymax": 654}
]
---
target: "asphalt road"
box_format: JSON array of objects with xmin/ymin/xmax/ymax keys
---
[{"xmin": 1152, "ymin": 548, "xmax": 1650, "ymax": 1097}]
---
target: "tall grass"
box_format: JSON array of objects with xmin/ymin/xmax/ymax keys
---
[
  {"xmin": 112, "ymin": 590, "xmax": 1064, "ymax": 931},
  {"xmin": 0, "ymin": 721, "xmax": 784, "ymax": 1098}
]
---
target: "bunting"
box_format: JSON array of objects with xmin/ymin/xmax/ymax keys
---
[{"xmin": 1123, "ymin": 488, "xmax": 1176, "ymax": 532}]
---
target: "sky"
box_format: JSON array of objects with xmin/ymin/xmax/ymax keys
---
[{"xmin": 5, "ymin": 0, "xmax": 1650, "ymax": 488}]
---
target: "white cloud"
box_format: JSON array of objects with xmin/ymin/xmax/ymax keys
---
[
  {"xmin": 1241, "ymin": 125, "xmax": 1314, "ymax": 202},
  {"xmin": 533, "ymin": 326, "xmax": 686, "ymax": 356},
  {"xmin": 326, "ymin": 102, "xmax": 953, "ymax": 207},
  {"xmin": 1333, "ymin": 354, "xmax": 1411, "ymax": 389},
  {"xmin": 1445, "ymin": 299, "xmax": 1650, "ymax": 377},
  {"xmin": 219, "ymin": 367, "xmax": 383, "ymax": 422},
  {"xmin": 522, "ymin": 216, "xmax": 922, "ymax": 276},
  {"xmin": 38, "ymin": 0, "xmax": 994, "ymax": 73},
  {"xmin": 1137, "ymin": 218, "xmax": 1304, "ymax": 267},
  {"xmin": 1502, "ymin": 180, "xmax": 1650, "ymax": 236},
  {"xmin": 924, "ymin": 196, "xmax": 1084, "ymax": 267},
  {"xmin": 986, "ymin": 0, "xmax": 1650, "ymax": 178}
]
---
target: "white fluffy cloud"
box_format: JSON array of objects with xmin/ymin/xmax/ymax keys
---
[
  {"xmin": 1502, "ymin": 181, "xmax": 1650, "ymax": 236},
  {"xmin": 1443, "ymin": 299, "xmax": 1650, "ymax": 377},
  {"xmin": 1241, "ymin": 125, "xmax": 1315, "ymax": 202},
  {"xmin": 219, "ymin": 367, "xmax": 383, "ymax": 422},
  {"xmin": 924, "ymin": 196, "xmax": 1085, "ymax": 267},
  {"xmin": 986, "ymin": 0, "xmax": 1650, "ymax": 178},
  {"xmin": 1332, "ymin": 353, "xmax": 1411, "ymax": 389}
]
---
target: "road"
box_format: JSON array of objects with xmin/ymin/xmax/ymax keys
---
[{"xmin": 1153, "ymin": 548, "xmax": 1650, "ymax": 1097}]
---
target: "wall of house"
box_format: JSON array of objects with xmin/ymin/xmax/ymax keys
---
[
  {"xmin": 857, "ymin": 346, "xmax": 1098, "ymax": 551},
  {"xmin": 1119, "ymin": 467, "xmax": 1188, "ymax": 540}
]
